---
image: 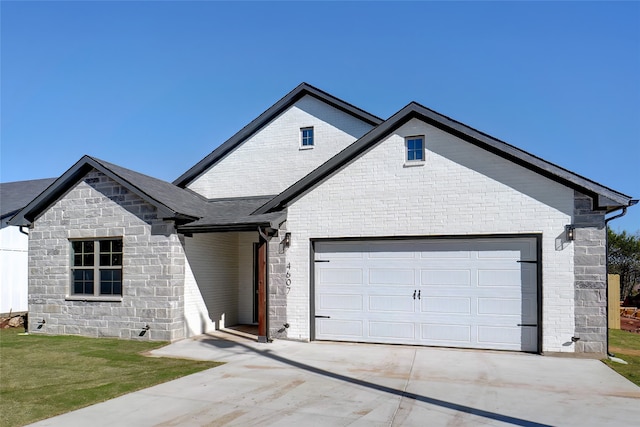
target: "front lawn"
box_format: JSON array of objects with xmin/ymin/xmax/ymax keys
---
[
  {"xmin": 605, "ymin": 329, "xmax": 640, "ymax": 387},
  {"xmin": 0, "ymin": 329, "xmax": 221, "ymax": 427}
]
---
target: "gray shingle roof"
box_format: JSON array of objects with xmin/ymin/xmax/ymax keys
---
[
  {"xmin": 90, "ymin": 157, "xmax": 211, "ymax": 219},
  {"xmin": 178, "ymin": 196, "xmax": 286, "ymax": 232},
  {"xmin": 0, "ymin": 178, "xmax": 56, "ymax": 220},
  {"xmin": 8, "ymin": 156, "xmax": 284, "ymax": 231},
  {"xmin": 9, "ymin": 156, "xmax": 213, "ymax": 226}
]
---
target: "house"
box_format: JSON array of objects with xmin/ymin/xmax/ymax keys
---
[
  {"xmin": 1, "ymin": 178, "xmax": 55, "ymax": 315},
  {"xmin": 9, "ymin": 83, "xmax": 636, "ymax": 356}
]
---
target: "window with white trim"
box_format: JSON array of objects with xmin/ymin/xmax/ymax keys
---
[
  {"xmin": 405, "ymin": 136, "xmax": 425, "ymax": 163},
  {"xmin": 71, "ymin": 239, "xmax": 123, "ymax": 296},
  {"xmin": 301, "ymin": 127, "xmax": 314, "ymax": 148}
]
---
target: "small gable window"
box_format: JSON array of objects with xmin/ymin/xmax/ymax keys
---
[
  {"xmin": 71, "ymin": 239, "xmax": 123, "ymax": 297},
  {"xmin": 406, "ymin": 136, "xmax": 425, "ymax": 163},
  {"xmin": 301, "ymin": 127, "xmax": 314, "ymax": 149}
]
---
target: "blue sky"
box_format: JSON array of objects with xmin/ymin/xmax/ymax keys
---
[{"xmin": 1, "ymin": 1, "xmax": 639, "ymax": 231}]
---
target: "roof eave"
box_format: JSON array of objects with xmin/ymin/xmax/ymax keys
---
[{"xmin": 177, "ymin": 221, "xmax": 274, "ymax": 233}]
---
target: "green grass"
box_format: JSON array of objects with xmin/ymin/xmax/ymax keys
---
[
  {"xmin": 604, "ymin": 329, "xmax": 640, "ymax": 387},
  {"xmin": 0, "ymin": 329, "xmax": 221, "ymax": 427}
]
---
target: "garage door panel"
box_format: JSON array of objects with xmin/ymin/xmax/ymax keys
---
[
  {"xmin": 315, "ymin": 242, "xmax": 364, "ymax": 257},
  {"xmin": 476, "ymin": 249, "xmax": 520, "ymax": 260},
  {"xmin": 369, "ymin": 295, "xmax": 415, "ymax": 313},
  {"xmin": 369, "ymin": 321, "xmax": 415, "ymax": 339},
  {"xmin": 421, "ymin": 323, "xmax": 471, "ymax": 343},
  {"xmin": 421, "ymin": 269, "xmax": 471, "ymax": 286},
  {"xmin": 316, "ymin": 319, "xmax": 363, "ymax": 338},
  {"xmin": 318, "ymin": 294, "xmax": 363, "ymax": 311},
  {"xmin": 477, "ymin": 325, "xmax": 524, "ymax": 348},
  {"xmin": 369, "ymin": 268, "xmax": 415, "ymax": 285},
  {"xmin": 421, "ymin": 297, "xmax": 471, "ymax": 314},
  {"xmin": 314, "ymin": 237, "xmax": 539, "ymax": 352},
  {"xmin": 477, "ymin": 297, "xmax": 521, "ymax": 316},
  {"xmin": 319, "ymin": 268, "xmax": 363, "ymax": 285},
  {"xmin": 477, "ymin": 269, "xmax": 521, "ymax": 287}
]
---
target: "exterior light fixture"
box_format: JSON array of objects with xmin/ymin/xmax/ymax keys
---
[
  {"xmin": 565, "ymin": 224, "xmax": 575, "ymax": 241},
  {"xmin": 283, "ymin": 232, "xmax": 292, "ymax": 248},
  {"xmin": 139, "ymin": 324, "xmax": 150, "ymax": 337}
]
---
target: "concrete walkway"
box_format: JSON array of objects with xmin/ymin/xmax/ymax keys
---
[{"xmin": 29, "ymin": 330, "xmax": 640, "ymax": 426}]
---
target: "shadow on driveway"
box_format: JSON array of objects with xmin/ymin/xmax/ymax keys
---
[{"xmin": 197, "ymin": 333, "xmax": 551, "ymax": 427}]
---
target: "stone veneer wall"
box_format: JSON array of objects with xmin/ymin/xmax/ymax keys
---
[
  {"xmin": 573, "ymin": 191, "xmax": 607, "ymax": 354},
  {"xmin": 268, "ymin": 226, "xmax": 288, "ymax": 339},
  {"xmin": 28, "ymin": 170, "xmax": 186, "ymax": 341}
]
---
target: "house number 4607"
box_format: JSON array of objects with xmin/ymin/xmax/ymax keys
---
[{"xmin": 285, "ymin": 262, "xmax": 291, "ymax": 292}]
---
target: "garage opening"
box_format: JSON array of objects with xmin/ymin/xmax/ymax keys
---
[{"xmin": 312, "ymin": 237, "xmax": 540, "ymax": 352}]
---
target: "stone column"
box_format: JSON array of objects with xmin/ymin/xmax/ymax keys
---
[{"xmin": 573, "ymin": 191, "xmax": 607, "ymax": 355}]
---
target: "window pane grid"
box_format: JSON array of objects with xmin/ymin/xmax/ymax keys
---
[
  {"xmin": 70, "ymin": 239, "xmax": 122, "ymax": 297},
  {"xmin": 301, "ymin": 127, "xmax": 314, "ymax": 146},
  {"xmin": 406, "ymin": 137, "xmax": 424, "ymax": 162},
  {"xmin": 73, "ymin": 269, "xmax": 94, "ymax": 294}
]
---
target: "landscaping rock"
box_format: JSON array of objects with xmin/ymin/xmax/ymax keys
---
[{"xmin": 8, "ymin": 316, "xmax": 24, "ymax": 327}]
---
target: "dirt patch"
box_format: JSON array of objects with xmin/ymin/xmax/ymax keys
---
[{"xmin": 609, "ymin": 346, "xmax": 640, "ymax": 357}]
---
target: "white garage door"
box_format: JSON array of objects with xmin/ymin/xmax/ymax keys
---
[{"xmin": 313, "ymin": 238, "xmax": 538, "ymax": 352}]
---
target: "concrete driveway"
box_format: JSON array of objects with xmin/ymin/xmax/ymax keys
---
[{"xmin": 29, "ymin": 330, "xmax": 640, "ymax": 426}]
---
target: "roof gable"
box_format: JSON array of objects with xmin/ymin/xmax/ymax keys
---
[
  {"xmin": 9, "ymin": 156, "xmax": 210, "ymax": 226},
  {"xmin": 254, "ymin": 102, "xmax": 634, "ymax": 215},
  {"xmin": 173, "ymin": 82, "xmax": 383, "ymax": 188}
]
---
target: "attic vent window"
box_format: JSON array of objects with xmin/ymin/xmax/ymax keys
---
[
  {"xmin": 301, "ymin": 127, "xmax": 314, "ymax": 149},
  {"xmin": 405, "ymin": 136, "xmax": 425, "ymax": 163}
]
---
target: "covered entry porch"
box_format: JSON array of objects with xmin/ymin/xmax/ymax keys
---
[{"xmin": 177, "ymin": 196, "xmax": 287, "ymax": 342}]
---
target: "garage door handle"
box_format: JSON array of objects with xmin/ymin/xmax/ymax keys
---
[
  {"xmin": 315, "ymin": 315, "xmax": 331, "ymax": 319},
  {"xmin": 517, "ymin": 324, "xmax": 537, "ymax": 327},
  {"xmin": 413, "ymin": 290, "xmax": 416, "ymax": 299},
  {"xmin": 417, "ymin": 290, "xmax": 421, "ymax": 299}
]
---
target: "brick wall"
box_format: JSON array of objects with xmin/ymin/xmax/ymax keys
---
[
  {"xmin": 573, "ymin": 191, "xmax": 607, "ymax": 354},
  {"xmin": 28, "ymin": 170, "xmax": 186, "ymax": 341},
  {"xmin": 188, "ymin": 95, "xmax": 374, "ymax": 199},
  {"xmin": 183, "ymin": 232, "xmax": 240, "ymax": 335},
  {"xmin": 284, "ymin": 118, "xmax": 576, "ymax": 352}
]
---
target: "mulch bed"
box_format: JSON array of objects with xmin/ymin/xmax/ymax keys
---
[{"xmin": 621, "ymin": 315, "xmax": 640, "ymax": 334}]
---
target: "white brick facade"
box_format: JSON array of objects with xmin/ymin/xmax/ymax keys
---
[
  {"xmin": 284, "ymin": 118, "xmax": 576, "ymax": 353},
  {"xmin": 183, "ymin": 231, "xmax": 258, "ymax": 337},
  {"xmin": 187, "ymin": 95, "xmax": 374, "ymax": 198}
]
